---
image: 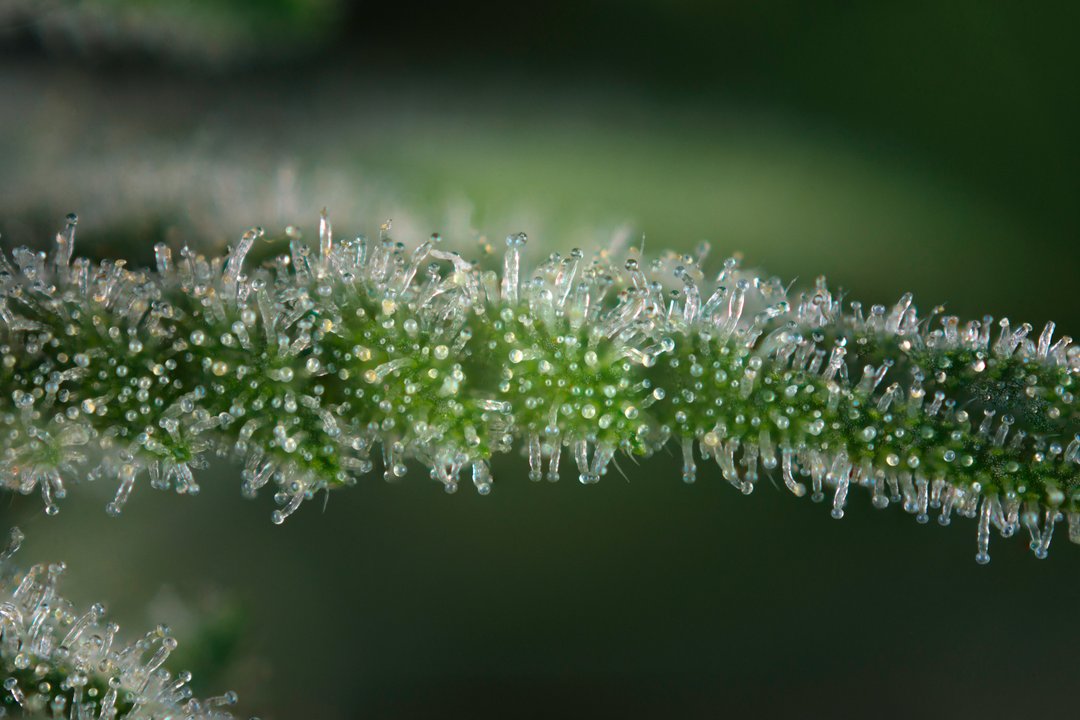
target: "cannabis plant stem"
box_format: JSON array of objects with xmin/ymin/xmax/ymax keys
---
[{"xmin": 0, "ymin": 214, "xmax": 1076, "ymax": 562}]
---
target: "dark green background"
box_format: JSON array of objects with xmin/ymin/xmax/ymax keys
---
[{"xmin": 1, "ymin": 2, "xmax": 1078, "ymax": 718}]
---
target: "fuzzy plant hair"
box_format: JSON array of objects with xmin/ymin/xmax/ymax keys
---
[
  {"xmin": 0, "ymin": 214, "xmax": 1077, "ymax": 563},
  {"xmin": 0, "ymin": 527, "xmax": 238, "ymax": 719}
]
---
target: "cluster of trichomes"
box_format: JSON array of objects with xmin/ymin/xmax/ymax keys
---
[
  {"xmin": 0, "ymin": 527, "xmax": 238, "ymax": 719},
  {"xmin": 0, "ymin": 214, "xmax": 1076, "ymax": 562}
]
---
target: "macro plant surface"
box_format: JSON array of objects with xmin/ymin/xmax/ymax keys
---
[
  {"xmin": 0, "ymin": 215, "xmax": 1077, "ymax": 563},
  {"xmin": 0, "ymin": 527, "xmax": 238, "ymax": 719}
]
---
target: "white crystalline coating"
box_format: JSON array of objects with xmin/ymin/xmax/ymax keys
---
[
  {"xmin": 0, "ymin": 214, "xmax": 1076, "ymax": 563},
  {"xmin": 681, "ymin": 436, "xmax": 696, "ymax": 484},
  {"xmin": 222, "ymin": 226, "xmax": 262, "ymax": 291},
  {"xmin": 546, "ymin": 440, "xmax": 562, "ymax": 482},
  {"xmin": 528, "ymin": 433, "xmax": 542, "ymax": 481},
  {"xmin": 52, "ymin": 213, "xmax": 77, "ymax": 282},
  {"xmin": 318, "ymin": 209, "xmax": 333, "ymax": 267},
  {"xmin": 0, "ymin": 527, "xmax": 237, "ymax": 719},
  {"xmin": 501, "ymin": 233, "xmax": 526, "ymax": 305},
  {"xmin": 976, "ymin": 496, "xmax": 992, "ymax": 564}
]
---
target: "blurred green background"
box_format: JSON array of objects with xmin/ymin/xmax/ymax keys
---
[{"xmin": 1, "ymin": 2, "xmax": 1078, "ymax": 718}]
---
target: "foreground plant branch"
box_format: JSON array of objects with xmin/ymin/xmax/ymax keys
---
[
  {"xmin": 0, "ymin": 214, "xmax": 1076, "ymax": 562},
  {"xmin": 0, "ymin": 527, "xmax": 237, "ymax": 718}
]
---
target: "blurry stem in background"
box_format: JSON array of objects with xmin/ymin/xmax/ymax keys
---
[{"xmin": 0, "ymin": 0, "xmax": 343, "ymax": 67}]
